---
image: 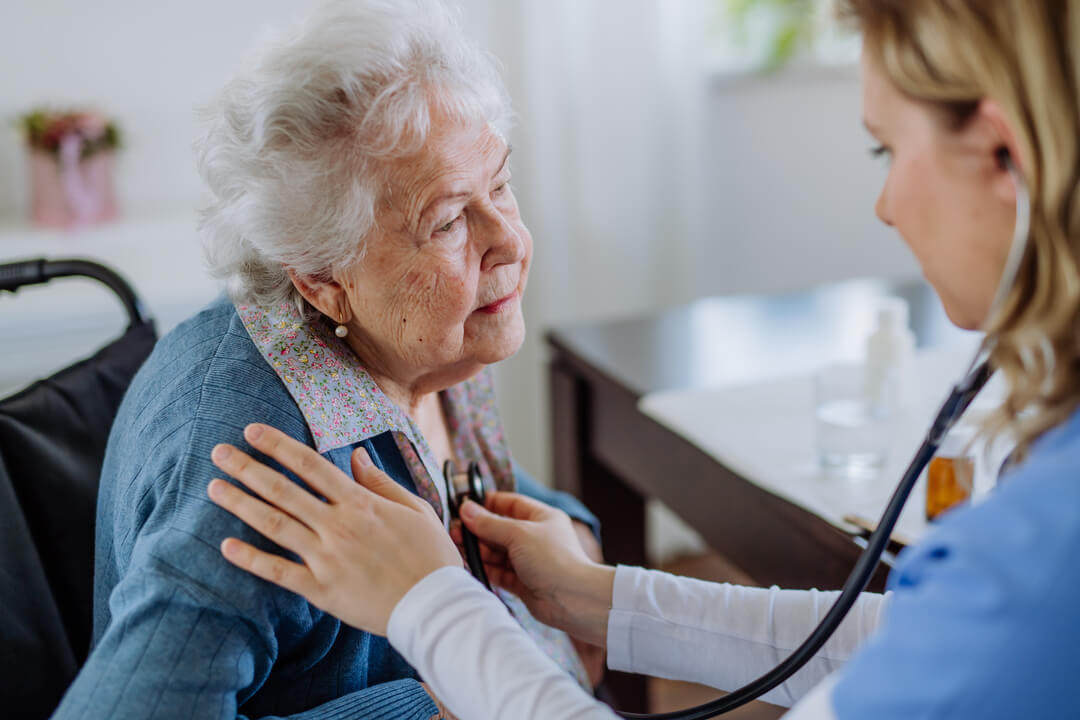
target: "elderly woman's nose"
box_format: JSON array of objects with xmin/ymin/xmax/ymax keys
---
[{"xmin": 478, "ymin": 209, "xmax": 527, "ymax": 271}]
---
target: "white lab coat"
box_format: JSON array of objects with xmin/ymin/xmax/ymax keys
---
[{"xmin": 388, "ymin": 566, "xmax": 890, "ymax": 719}]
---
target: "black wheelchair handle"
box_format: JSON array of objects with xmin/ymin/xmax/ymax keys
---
[
  {"xmin": 0, "ymin": 259, "xmax": 46, "ymax": 290},
  {"xmin": 0, "ymin": 257, "xmax": 151, "ymax": 329}
]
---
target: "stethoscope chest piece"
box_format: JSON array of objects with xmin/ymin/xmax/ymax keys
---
[
  {"xmin": 443, "ymin": 460, "xmax": 491, "ymax": 590},
  {"xmin": 443, "ymin": 460, "xmax": 486, "ymax": 513}
]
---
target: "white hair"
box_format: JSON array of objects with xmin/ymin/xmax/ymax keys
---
[{"xmin": 196, "ymin": 0, "xmax": 513, "ymax": 310}]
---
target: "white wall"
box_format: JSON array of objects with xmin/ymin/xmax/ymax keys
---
[
  {"xmin": 0, "ymin": 3, "xmax": 917, "ymax": 286},
  {"xmin": 695, "ymin": 67, "xmax": 919, "ymax": 300},
  {"xmin": 0, "ymin": 0, "xmax": 322, "ymax": 217},
  {"xmin": 491, "ymin": 66, "xmax": 921, "ymax": 498}
]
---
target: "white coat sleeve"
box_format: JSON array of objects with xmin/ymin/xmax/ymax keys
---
[
  {"xmin": 607, "ymin": 566, "xmax": 889, "ymax": 708},
  {"xmin": 387, "ymin": 566, "xmax": 883, "ymax": 719},
  {"xmin": 388, "ymin": 567, "xmax": 617, "ymax": 720}
]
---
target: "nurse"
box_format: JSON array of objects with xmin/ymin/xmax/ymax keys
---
[{"xmin": 206, "ymin": 0, "xmax": 1080, "ymax": 718}]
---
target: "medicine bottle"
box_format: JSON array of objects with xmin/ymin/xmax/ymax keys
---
[
  {"xmin": 863, "ymin": 297, "xmax": 916, "ymax": 410},
  {"xmin": 926, "ymin": 424, "xmax": 976, "ymax": 521}
]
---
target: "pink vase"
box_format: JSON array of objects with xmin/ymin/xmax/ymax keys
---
[{"xmin": 28, "ymin": 147, "xmax": 119, "ymax": 230}]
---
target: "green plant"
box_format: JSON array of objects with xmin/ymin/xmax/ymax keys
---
[
  {"xmin": 18, "ymin": 109, "xmax": 121, "ymax": 159},
  {"xmin": 722, "ymin": 0, "xmax": 821, "ymax": 70}
]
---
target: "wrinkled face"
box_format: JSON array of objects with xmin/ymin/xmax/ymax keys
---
[
  {"xmin": 335, "ymin": 112, "xmax": 531, "ymax": 391},
  {"xmin": 861, "ymin": 47, "xmax": 1016, "ymax": 330}
]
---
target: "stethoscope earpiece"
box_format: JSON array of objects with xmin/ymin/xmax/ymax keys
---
[{"xmin": 996, "ymin": 146, "xmax": 1012, "ymax": 170}]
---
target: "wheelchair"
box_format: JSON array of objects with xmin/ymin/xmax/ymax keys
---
[{"xmin": 0, "ymin": 259, "xmax": 156, "ymax": 719}]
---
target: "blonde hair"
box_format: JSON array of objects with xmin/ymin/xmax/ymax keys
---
[{"xmin": 838, "ymin": 0, "xmax": 1080, "ymax": 459}]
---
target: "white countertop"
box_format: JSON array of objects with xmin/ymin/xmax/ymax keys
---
[{"xmin": 639, "ymin": 343, "xmax": 1012, "ymax": 545}]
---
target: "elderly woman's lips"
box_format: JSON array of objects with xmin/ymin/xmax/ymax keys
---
[{"xmin": 476, "ymin": 291, "xmax": 518, "ymax": 314}]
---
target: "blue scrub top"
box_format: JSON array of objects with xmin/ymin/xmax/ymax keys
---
[{"xmin": 832, "ymin": 407, "xmax": 1080, "ymax": 718}]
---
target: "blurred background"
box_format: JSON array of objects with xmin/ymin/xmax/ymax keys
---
[{"xmin": 1, "ymin": 0, "xmax": 921, "ymax": 557}]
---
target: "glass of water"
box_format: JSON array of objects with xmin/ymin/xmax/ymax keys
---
[{"xmin": 814, "ymin": 363, "xmax": 893, "ymax": 479}]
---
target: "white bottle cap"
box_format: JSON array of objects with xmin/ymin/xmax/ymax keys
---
[{"xmin": 876, "ymin": 296, "xmax": 911, "ymax": 332}]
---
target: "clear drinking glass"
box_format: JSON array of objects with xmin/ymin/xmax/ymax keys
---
[{"xmin": 814, "ymin": 363, "xmax": 893, "ymax": 479}]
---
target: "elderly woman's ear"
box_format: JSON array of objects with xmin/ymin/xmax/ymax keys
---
[{"xmin": 286, "ymin": 267, "xmax": 352, "ymax": 325}]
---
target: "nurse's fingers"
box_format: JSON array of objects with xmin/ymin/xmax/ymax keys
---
[
  {"xmin": 350, "ymin": 447, "xmax": 427, "ymax": 511},
  {"xmin": 478, "ymin": 539, "xmax": 508, "ymax": 567},
  {"xmin": 483, "ymin": 563, "xmax": 527, "ymax": 598},
  {"xmin": 459, "ymin": 499, "xmax": 527, "ymax": 548},
  {"xmin": 449, "ymin": 523, "xmax": 510, "ymax": 567},
  {"xmin": 211, "ymin": 444, "xmax": 328, "ymax": 525},
  {"xmin": 242, "ymin": 424, "xmax": 352, "ymax": 502},
  {"xmin": 208, "ymin": 477, "xmax": 319, "ymax": 556},
  {"xmin": 219, "ymin": 536, "xmax": 318, "ymax": 598},
  {"xmin": 483, "ymin": 491, "xmax": 559, "ymax": 522}
]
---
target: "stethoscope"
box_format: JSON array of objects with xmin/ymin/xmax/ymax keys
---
[
  {"xmin": 443, "ymin": 460, "xmax": 493, "ymax": 591},
  {"xmin": 447, "ymin": 150, "xmax": 1031, "ymax": 720}
]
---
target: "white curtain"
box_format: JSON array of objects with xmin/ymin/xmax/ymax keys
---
[{"xmin": 458, "ymin": 1, "xmax": 712, "ymax": 485}]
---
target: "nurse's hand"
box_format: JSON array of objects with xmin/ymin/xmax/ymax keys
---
[
  {"xmin": 458, "ymin": 493, "xmax": 616, "ymax": 648},
  {"xmin": 207, "ymin": 423, "xmax": 462, "ymax": 637}
]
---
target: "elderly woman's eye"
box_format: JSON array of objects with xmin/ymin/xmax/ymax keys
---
[
  {"xmin": 436, "ymin": 217, "xmax": 461, "ymax": 234},
  {"xmin": 492, "ymin": 182, "xmax": 508, "ymax": 195}
]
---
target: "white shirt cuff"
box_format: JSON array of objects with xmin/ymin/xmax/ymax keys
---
[
  {"xmin": 783, "ymin": 673, "xmax": 839, "ymax": 719},
  {"xmin": 606, "ymin": 564, "xmax": 642, "ymax": 673}
]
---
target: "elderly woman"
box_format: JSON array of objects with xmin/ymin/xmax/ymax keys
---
[{"xmin": 50, "ymin": 2, "xmax": 601, "ymax": 718}]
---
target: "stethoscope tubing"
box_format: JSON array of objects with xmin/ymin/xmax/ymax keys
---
[
  {"xmin": 617, "ymin": 153, "xmax": 1028, "ymax": 719},
  {"xmin": 615, "ymin": 361, "xmax": 992, "ymax": 719}
]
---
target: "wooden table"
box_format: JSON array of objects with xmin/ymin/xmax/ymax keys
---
[{"xmin": 547, "ymin": 277, "xmax": 963, "ymax": 711}]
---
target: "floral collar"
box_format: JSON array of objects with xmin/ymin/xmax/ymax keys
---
[{"xmin": 236, "ymin": 302, "xmax": 515, "ymax": 521}]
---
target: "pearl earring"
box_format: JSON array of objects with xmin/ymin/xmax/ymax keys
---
[{"xmin": 335, "ymin": 324, "xmax": 349, "ymax": 338}]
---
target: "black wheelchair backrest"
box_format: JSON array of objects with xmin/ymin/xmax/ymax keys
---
[{"xmin": 0, "ymin": 258, "xmax": 156, "ymax": 719}]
